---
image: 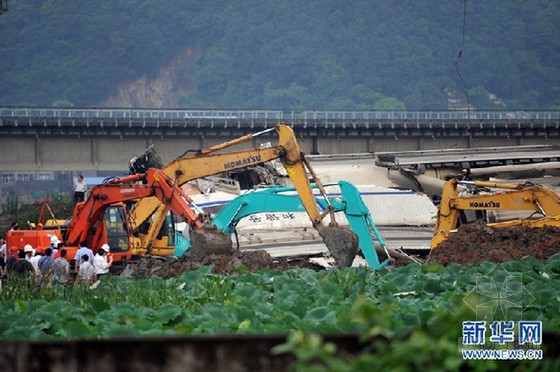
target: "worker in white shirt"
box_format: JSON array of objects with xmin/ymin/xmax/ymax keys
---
[
  {"xmin": 73, "ymin": 174, "xmax": 87, "ymax": 203},
  {"xmin": 93, "ymin": 244, "xmax": 113, "ymax": 280}
]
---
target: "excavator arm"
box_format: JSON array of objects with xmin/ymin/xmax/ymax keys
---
[
  {"xmin": 130, "ymin": 125, "xmax": 358, "ymax": 266},
  {"xmin": 131, "ymin": 126, "xmax": 327, "ymax": 228},
  {"xmin": 7, "ymin": 168, "xmax": 230, "ymax": 263},
  {"xmin": 431, "ymin": 178, "xmax": 560, "ymax": 249},
  {"xmin": 182, "ymin": 181, "xmax": 389, "ymax": 269},
  {"xmin": 66, "ymin": 168, "xmax": 207, "ymax": 247}
]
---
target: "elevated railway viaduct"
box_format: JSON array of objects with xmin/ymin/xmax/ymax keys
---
[{"xmin": 1, "ymin": 108, "xmax": 559, "ymax": 172}]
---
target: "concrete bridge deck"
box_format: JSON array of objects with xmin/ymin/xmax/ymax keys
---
[{"xmin": 1, "ymin": 107, "xmax": 560, "ymax": 172}]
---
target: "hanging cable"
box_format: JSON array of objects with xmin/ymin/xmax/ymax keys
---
[{"xmin": 456, "ymin": 0, "xmax": 470, "ymax": 123}]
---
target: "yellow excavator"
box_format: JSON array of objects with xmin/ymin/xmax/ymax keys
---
[
  {"xmin": 431, "ymin": 178, "xmax": 560, "ymax": 249},
  {"xmin": 128, "ymin": 124, "xmax": 359, "ymax": 266}
]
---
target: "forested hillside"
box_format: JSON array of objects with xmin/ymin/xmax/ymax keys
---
[{"xmin": 1, "ymin": 0, "xmax": 559, "ymax": 110}]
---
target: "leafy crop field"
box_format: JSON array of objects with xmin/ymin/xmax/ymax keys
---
[{"xmin": 1, "ymin": 255, "xmax": 559, "ymax": 369}]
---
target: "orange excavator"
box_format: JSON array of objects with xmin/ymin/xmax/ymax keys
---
[
  {"xmin": 6, "ymin": 168, "xmax": 230, "ymax": 262},
  {"xmin": 8, "ymin": 125, "xmax": 359, "ymax": 267}
]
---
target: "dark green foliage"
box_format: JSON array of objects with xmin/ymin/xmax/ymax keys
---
[
  {"xmin": 1, "ymin": 193, "xmax": 19, "ymax": 216},
  {"xmin": 1, "ymin": 1, "xmax": 559, "ymax": 109},
  {"xmin": 0, "ymin": 255, "xmax": 559, "ymax": 368},
  {"xmin": 0, "ymin": 196, "xmax": 73, "ymax": 237},
  {"xmin": 1, "ymin": 255, "xmax": 559, "ymax": 339}
]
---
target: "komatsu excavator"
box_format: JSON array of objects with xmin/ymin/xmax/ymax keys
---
[
  {"xmin": 6, "ymin": 168, "xmax": 230, "ymax": 261},
  {"xmin": 129, "ymin": 124, "xmax": 359, "ymax": 267},
  {"xmin": 431, "ymin": 178, "xmax": 560, "ymax": 249},
  {"xmin": 178, "ymin": 181, "xmax": 391, "ymax": 269}
]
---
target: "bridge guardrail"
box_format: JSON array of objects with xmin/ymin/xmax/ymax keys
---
[{"xmin": 1, "ymin": 107, "xmax": 560, "ymax": 122}]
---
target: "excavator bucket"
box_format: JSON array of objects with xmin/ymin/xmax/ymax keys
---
[
  {"xmin": 318, "ymin": 226, "xmax": 359, "ymax": 267},
  {"xmin": 188, "ymin": 226, "xmax": 234, "ymax": 256},
  {"xmin": 129, "ymin": 145, "xmax": 163, "ymax": 174}
]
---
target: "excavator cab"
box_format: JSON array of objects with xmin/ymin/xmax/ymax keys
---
[
  {"xmin": 7, "ymin": 168, "xmax": 231, "ymax": 265},
  {"xmin": 144, "ymin": 211, "xmax": 177, "ymax": 256},
  {"xmin": 63, "ymin": 203, "xmax": 134, "ymax": 262},
  {"xmin": 103, "ymin": 205, "xmax": 132, "ymax": 254}
]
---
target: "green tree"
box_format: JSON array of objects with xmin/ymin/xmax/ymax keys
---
[{"xmin": 1, "ymin": 1, "xmax": 560, "ymax": 109}]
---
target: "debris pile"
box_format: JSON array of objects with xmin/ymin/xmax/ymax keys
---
[
  {"xmin": 428, "ymin": 222, "xmax": 560, "ymax": 265},
  {"xmin": 122, "ymin": 249, "xmax": 324, "ymax": 279},
  {"xmin": 121, "ymin": 222, "xmax": 560, "ymax": 278}
]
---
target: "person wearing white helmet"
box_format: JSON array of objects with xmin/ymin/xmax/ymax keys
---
[
  {"xmin": 13, "ymin": 248, "xmax": 35, "ymax": 283},
  {"xmin": 20, "ymin": 244, "xmax": 38, "ymax": 282},
  {"xmin": 49, "ymin": 235, "xmax": 61, "ymax": 257},
  {"xmin": 50, "ymin": 235, "xmax": 60, "ymax": 247},
  {"xmin": 93, "ymin": 243, "xmax": 113, "ymax": 280},
  {"xmin": 23, "ymin": 244, "xmax": 35, "ymax": 262},
  {"xmin": 25, "ymin": 244, "xmax": 42, "ymax": 278}
]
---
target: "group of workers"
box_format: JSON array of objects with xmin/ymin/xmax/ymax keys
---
[
  {"xmin": 0, "ymin": 173, "xmax": 112, "ymax": 287},
  {"xmin": 0, "ymin": 235, "xmax": 113, "ymax": 287}
]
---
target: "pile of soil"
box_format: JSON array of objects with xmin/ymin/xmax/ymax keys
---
[
  {"xmin": 122, "ymin": 249, "xmax": 324, "ymax": 279},
  {"xmin": 377, "ymin": 249, "xmax": 424, "ymax": 267},
  {"xmin": 428, "ymin": 222, "xmax": 560, "ymax": 266},
  {"xmin": 121, "ymin": 222, "xmax": 560, "ymax": 278}
]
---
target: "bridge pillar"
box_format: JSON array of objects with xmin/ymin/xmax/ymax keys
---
[
  {"xmin": 311, "ymin": 136, "xmax": 319, "ymax": 155},
  {"xmin": 92, "ymin": 138, "xmax": 98, "ymax": 166},
  {"xmin": 316, "ymin": 137, "xmax": 370, "ymax": 154},
  {"xmin": 34, "ymin": 136, "xmax": 41, "ymax": 167}
]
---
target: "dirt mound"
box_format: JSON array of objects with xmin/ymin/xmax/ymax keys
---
[
  {"xmin": 428, "ymin": 222, "xmax": 560, "ymax": 266},
  {"xmin": 122, "ymin": 249, "xmax": 324, "ymax": 279},
  {"xmin": 189, "ymin": 228, "xmax": 234, "ymax": 255}
]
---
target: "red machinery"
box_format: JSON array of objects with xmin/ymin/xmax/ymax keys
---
[{"xmin": 6, "ymin": 168, "xmax": 226, "ymax": 262}]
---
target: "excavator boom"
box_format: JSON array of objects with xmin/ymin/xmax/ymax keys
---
[
  {"xmin": 66, "ymin": 168, "xmax": 201, "ymax": 246},
  {"xmin": 6, "ymin": 168, "xmax": 231, "ymax": 263},
  {"xmin": 181, "ymin": 181, "xmax": 389, "ymax": 269},
  {"xmin": 129, "ymin": 125, "xmax": 359, "ymax": 266},
  {"xmin": 131, "ymin": 125, "xmax": 323, "ymax": 228}
]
